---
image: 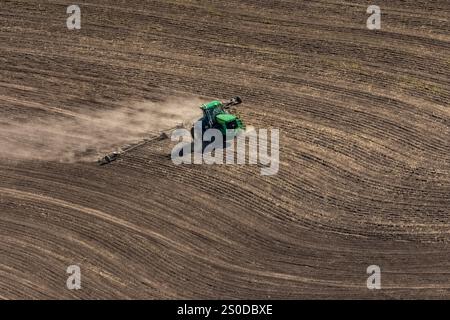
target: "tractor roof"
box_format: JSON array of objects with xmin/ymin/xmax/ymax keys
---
[
  {"xmin": 201, "ymin": 100, "xmax": 223, "ymax": 110},
  {"xmin": 216, "ymin": 113, "xmax": 236, "ymax": 123}
]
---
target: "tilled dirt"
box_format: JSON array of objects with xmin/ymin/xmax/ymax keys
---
[{"xmin": 0, "ymin": 0, "xmax": 449, "ymax": 299}]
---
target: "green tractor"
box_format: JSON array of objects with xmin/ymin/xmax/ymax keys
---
[
  {"xmin": 191, "ymin": 96, "xmax": 246, "ymax": 140},
  {"xmin": 98, "ymin": 97, "xmax": 246, "ymax": 165}
]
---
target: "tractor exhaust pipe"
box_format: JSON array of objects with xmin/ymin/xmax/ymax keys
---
[{"xmin": 223, "ymin": 96, "xmax": 242, "ymax": 109}]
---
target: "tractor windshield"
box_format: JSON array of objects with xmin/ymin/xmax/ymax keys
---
[
  {"xmin": 226, "ymin": 120, "xmax": 238, "ymax": 129},
  {"xmin": 204, "ymin": 107, "xmax": 224, "ymax": 124},
  {"xmin": 212, "ymin": 107, "xmax": 224, "ymax": 118}
]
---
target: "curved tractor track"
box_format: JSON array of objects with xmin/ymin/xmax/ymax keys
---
[{"xmin": 0, "ymin": 0, "xmax": 449, "ymax": 299}]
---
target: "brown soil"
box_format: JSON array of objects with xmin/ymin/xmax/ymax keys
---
[{"xmin": 0, "ymin": 0, "xmax": 449, "ymax": 299}]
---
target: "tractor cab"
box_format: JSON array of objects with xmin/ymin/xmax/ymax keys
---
[{"xmin": 194, "ymin": 97, "xmax": 245, "ymax": 137}]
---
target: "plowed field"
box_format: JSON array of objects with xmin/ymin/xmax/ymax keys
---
[{"xmin": 0, "ymin": 0, "xmax": 449, "ymax": 299}]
